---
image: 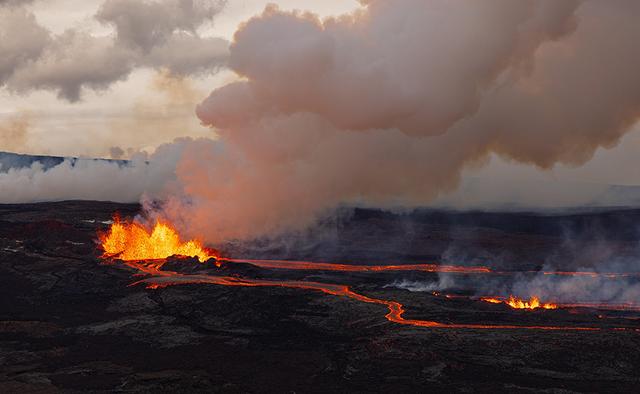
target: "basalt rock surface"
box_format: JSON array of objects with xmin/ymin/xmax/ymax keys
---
[{"xmin": 1, "ymin": 201, "xmax": 640, "ymax": 393}]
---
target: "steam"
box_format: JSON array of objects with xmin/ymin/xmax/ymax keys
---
[
  {"xmin": 396, "ymin": 226, "xmax": 640, "ymax": 305},
  {"xmin": 511, "ymin": 273, "xmax": 640, "ymax": 305},
  {"xmin": 386, "ymin": 276, "xmax": 456, "ymax": 293},
  {"xmin": 0, "ymin": 0, "xmax": 228, "ymax": 101},
  {"xmin": 508, "ymin": 231, "xmax": 640, "ymax": 304},
  {"xmin": 147, "ymin": 0, "xmax": 640, "ymax": 243},
  {"xmin": 0, "ymin": 139, "xmax": 195, "ymax": 203}
]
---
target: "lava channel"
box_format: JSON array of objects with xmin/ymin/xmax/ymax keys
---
[{"xmin": 121, "ymin": 260, "xmax": 608, "ymax": 331}]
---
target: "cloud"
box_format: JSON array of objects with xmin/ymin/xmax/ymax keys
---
[
  {"xmin": 7, "ymin": 30, "xmax": 135, "ymax": 101},
  {"xmin": 96, "ymin": 0, "xmax": 225, "ymax": 51},
  {"xmin": 0, "ymin": 0, "xmax": 228, "ymax": 101},
  {"xmin": 0, "ymin": 7, "xmax": 50, "ymax": 82},
  {"xmin": 0, "ymin": 0, "xmax": 34, "ymax": 6}
]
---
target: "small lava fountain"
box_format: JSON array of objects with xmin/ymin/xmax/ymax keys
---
[{"xmin": 481, "ymin": 296, "xmax": 557, "ymax": 310}]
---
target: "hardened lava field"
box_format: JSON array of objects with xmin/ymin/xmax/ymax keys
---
[{"xmin": 2, "ymin": 201, "xmax": 640, "ymax": 393}]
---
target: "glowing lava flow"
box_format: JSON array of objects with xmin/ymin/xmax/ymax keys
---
[
  {"xmin": 100, "ymin": 217, "xmax": 216, "ymax": 263},
  {"xmin": 120, "ymin": 260, "xmax": 598, "ymax": 331},
  {"xmin": 99, "ymin": 218, "xmax": 639, "ymax": 280},
  {"xmin": 221, "ymin": 258, "xmax": 491, "ymax": 274},
  {"xmin": 480, "ymin": 296, "xmax": 557, "ymax": 310},
  {"xmin": 480, "ymin": 296, "xmax": 640, "ymax": 313},
  {"xmin": 97, "ymin": 218, "xmax": 635, "ymax": 331},
  {"xmin": 222, "ymin": 259, "xmax": 640, "ymax": 279}
]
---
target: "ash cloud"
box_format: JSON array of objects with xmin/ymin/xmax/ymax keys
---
[
  {"xmin": 0, "ymin": 0, "xmax": 228, "ymax": 101},
  {"xmin": 147, "ymin": 0, "xmax": 640, "ymax": 243}
]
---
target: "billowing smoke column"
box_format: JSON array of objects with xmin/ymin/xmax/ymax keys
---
[{"xmin": 149, "ymin": 0, "xmax": 640, "ymax": 243}]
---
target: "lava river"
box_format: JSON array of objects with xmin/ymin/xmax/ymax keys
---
[
  {"xmin": 122, "ymin": 259, "xmax": 600, "ymax": 331},
  {"xmin": 100, "ymin": 218, "xmax": 639, "ymax": 332}
]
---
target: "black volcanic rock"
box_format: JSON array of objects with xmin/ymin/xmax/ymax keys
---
[{"xmin": 1, "ymin": 201, "xmax": 640, "ymax": 393}]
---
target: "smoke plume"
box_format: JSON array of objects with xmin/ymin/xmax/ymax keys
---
[{"xmin": 145, "ymin": 0, "xmax": 640, "ymax": 243}]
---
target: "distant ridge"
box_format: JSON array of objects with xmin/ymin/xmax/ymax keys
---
[{"xmin": 0, "ymin": 151, "xmax": 129, "ymax": 172}]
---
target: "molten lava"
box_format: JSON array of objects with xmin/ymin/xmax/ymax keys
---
[
  {"xmin": 506, "ymin": 295, "xmax": 557, "ymax": 310},
  {"xmin": 95, "ymin": 216, "xmax": 637, "ymax": 331},
  {"xmin": 124, "ymin": 264, "xmax": 598, "ymax": 331},
  {"xmin": 481, "ymin": 295, "xmax": 557, "ymax": 310},
  {"xmin": 221, "ymin": 258, "xmax": 491, "ymax": 274},
  {"xmin": 100, "ymin": 217, "xmax": 216, "ymax": 263}
]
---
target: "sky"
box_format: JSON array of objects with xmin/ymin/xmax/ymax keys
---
[
  {"xmin": 1, "ymin": 0, "xmax": 640, "ymax": 189},
  {"xmin": 0, "ymin": 0, "xmax": 361, "ymax": 158}
]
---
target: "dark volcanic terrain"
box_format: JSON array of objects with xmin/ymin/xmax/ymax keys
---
[{"xmin": 1, "ymin": 201, "xmax": 640, "ymax": 393}]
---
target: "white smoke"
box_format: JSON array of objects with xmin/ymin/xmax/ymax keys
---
[
  {"xmin": 385, "ymin": 276, "xmax": 456, "ymax": 293},
  {"xmin": 0, "ymin": 138, "xmax": 197, "ymax": 203}
]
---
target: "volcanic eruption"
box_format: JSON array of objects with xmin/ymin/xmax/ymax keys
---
[
  {"xmin": 99, "ymin": 216, "xmax": 217, "ymax": 263},
  {"xmin": 4, "ymin": 0, "xmax": 640, "ymax": 391},
  {"xmin": 481, "ymin": 296, "xmax": 558, "ymax": 310},
  {"xmin": 97, "ymin": 213, "xmax": 640, "ymax": 333}
]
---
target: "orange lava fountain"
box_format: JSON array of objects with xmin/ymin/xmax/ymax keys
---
[
  {"xmin": 481, "ymin": 295, "xmax": 557, "ymax": 310},
  {"xmin": 99, "ymin": 217, "xmax": 216, "ymax": 263},
  {"xmin": 506, "ymin": 295, "xmax": 557, "ymax": 310}
]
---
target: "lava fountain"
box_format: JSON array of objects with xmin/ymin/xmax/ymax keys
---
[
  {"xmin": 481, "ymin": 296, "xmax": 557, "ymax": 310},
  {"xmin": 99, "ymin": 217, "xmax": 217, "ymax": 262}
]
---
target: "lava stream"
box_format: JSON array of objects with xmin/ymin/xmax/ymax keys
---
[
  {"xmin": 222, "ymin": 258, "xmax": 640, "ymax": 279},
  {"xmin": 123, "ymin": 260, "xmax": 601, "ymax": 331},
  {"xmin": 221, "ymin": 258, "xmax": 491, "ymax": 274}
]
